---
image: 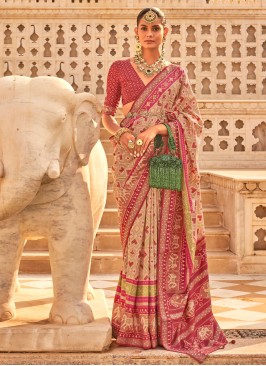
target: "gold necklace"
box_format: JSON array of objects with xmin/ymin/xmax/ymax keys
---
[{"xmin": 134, "ymin": 53, "xmax": 166, "ymax": 77}]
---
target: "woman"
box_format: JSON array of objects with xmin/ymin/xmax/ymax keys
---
[{"xmin": 102, "ymin": 7, "xmax": 227, "ymax": 362}]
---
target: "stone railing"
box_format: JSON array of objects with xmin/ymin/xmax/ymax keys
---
[
  {"xmin": 198, "ymin": 100, "xmax": 266, "ymax": 169},
  {"xmin": 204, "ymin": 171, "xmax": 266, "ymax": 273}
]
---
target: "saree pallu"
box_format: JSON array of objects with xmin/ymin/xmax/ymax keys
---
[{"xmin": 111, "ymin": 64, "xmax": 227, "ymax": 362}]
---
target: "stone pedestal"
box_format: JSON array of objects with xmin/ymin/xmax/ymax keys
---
[{"xmin": 0, "ymin": 286, "xmax": 112, "ymax": 352}]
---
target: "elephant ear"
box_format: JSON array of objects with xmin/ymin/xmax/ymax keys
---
[{"xmin": 72, "ymin": 93, "xmax": 101, "ymax": 167}]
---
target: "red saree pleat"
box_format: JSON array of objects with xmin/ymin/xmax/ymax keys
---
[{"xmin": 111, "ymin": 64, "xmax": 227, "ymax": 361}]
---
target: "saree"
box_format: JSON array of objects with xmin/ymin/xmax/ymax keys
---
[{"xmin": 110, "ymin": 64, "xmax": 227, "ymax": 362}]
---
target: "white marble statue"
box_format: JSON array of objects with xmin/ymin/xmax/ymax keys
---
[{"xmin": 0, "ymin": 75, "xmax": 108, "ymax": 325}]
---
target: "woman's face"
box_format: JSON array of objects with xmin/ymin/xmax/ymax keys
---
[{"xmin": 135, "ymin": 18, "xmax": 168, "ymax": 51}]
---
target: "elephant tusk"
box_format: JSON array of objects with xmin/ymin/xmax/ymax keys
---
[
  {"xmin": 0, "ymin": 160, "xmax": 4, "ymax": 178},
  {"xmin": 47, "ymin": 159, "xmax": 60, "ymax": 179}
]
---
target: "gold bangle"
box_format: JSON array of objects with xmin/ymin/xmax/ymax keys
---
[{"xmin": 113, "ymin": 127, "xmax": 132, "ymax": 144}]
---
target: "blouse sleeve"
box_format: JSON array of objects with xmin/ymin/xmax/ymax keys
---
[{"xmin": 102, "ymin": 61, "xmax": 121, "ymax": 116}]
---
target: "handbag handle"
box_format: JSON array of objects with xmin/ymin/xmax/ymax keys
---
[{"xmin": 154, "ymin": 123, "xmax": 176, "ymax": 154}]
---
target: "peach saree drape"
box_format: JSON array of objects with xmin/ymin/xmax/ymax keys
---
[{"xmin": 110, "ymin": 64, "xmax": 227, "ymax": 362}]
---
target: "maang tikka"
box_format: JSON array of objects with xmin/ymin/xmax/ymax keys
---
[{"xmin": 143, "ymin": 9, "xmax": 158, "ymax": 23}]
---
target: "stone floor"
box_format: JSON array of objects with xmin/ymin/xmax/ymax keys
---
[
  {"xmin": 17, "ymin": 273, "xmax": 266, "ymax": 330},
  {"xmin": 88, "ymin": 273, "xmax": 266, "ymax": 330},
  {"xmin": 1, "ymin": 273, "xmax": 266, "ymax": 365}
]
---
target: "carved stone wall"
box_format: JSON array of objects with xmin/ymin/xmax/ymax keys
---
[
  {"xmin": 0, "ymin": 0, "xmax": 266, "ymax": 168},
  {"xmin": 0, "ymin": 0, "xmax": 266, "ymax": 100},
  {"xmin": 169, "ymin": 22, "xmax": 266, "ymax": 99},
  {"xmin": 199, "ymin": 101, "xmax": 266, "ymax": 168}
]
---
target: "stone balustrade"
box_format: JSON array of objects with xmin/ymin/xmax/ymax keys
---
[
  {"xmin": 203, "ymin": 170, "xmax": 266, "ymax": 273},
  {"xmin": 198, "ymin": 100, "xmax": 266, "ymax": 169}
]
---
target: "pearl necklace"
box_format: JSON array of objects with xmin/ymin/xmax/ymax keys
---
[{"xmin": 134, "ymin": 53, "xmax": 166, "ymax": 77}]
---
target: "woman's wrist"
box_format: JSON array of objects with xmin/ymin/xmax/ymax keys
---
[
  {"xmin": 153, "ymin": 123, "xmax": 168, "ymax": 136},
  {"xmin": 113, "ymin": 127, "xmax": 132, "ymax": 144}
]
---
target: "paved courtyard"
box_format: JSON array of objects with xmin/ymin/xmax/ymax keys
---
[
  {"xmin": 17, "ymin": 273, "xmax": 266, "ymax": 330},
  {"xmin": 1, "ymin": 273, "xmax": 265, "ymax": 365}
]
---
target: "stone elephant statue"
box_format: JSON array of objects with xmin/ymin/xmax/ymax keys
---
[{"xmin": 0, "ymin": 76, "xmax": 108, "ymax": 325}]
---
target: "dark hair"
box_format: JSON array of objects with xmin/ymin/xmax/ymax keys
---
[{"xmin": 136, "ymin": 7, "xmax": 166, "ymax": 26}]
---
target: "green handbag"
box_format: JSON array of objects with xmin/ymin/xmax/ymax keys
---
[{"xmin": 149, "ymin": 123, "xmax": 183, "ymax": 191}]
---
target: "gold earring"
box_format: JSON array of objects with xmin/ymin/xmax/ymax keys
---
[
  {"xmin": 135, "ymin": 36, "xmax": 142, "ymax": 54},
  {"xmin": 162, "ymin": 37, "xmax": 166, "ymax": 57}
]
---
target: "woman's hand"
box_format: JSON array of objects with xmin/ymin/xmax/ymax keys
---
[
  {"xmin": 134, "ymin": 124, "xmax": 167, "ymax": 157},
  {"xmin": 119, "ymin": 132, "xmax": 136, "ymax": 155}
]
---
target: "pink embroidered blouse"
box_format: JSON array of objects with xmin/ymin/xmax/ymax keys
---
[{"xmin": 102, "ymin": 59, "xmax": 146, "ymax": 116}]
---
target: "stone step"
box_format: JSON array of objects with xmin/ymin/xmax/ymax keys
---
[
  {"xmin": 24, "ymin": 238, "xmax": 48, "ymax": 251},
  {"xmin": 204, "ymin": 227, "xmax": 230, "ymax": 251},
  {"xmin": 94, "ymin": 228, "xmax": 121, "ymax": 251},
  {"xmin": 19, "ymin": 250, "xmax": 123, "ymax": 275},
  {"xmin": 106, "ymin": 153, "xmax": 114, "ymax": 167},
  {"xmin": 207, "ymin": 251, "xmax": 238, "ymax": 274},
  {"xmin": 90, "ymin": 251, "xmax": 123, "ymax": 274},
  {"xmin": 91, "ymin": 250, "xmax": 238, "ymax": 275},
  {"xmin": 106, "ymin": 190, "xmax": 117, "ymax": 208},
  {"xmin": 92, "ymin": 251, "xmax": 238, "ymax": 274},
  {"xmin": 203, "ymin": 207, "xmax": 224, "ymax": 227},
  {"xmin": 24, "ymin": 225, "xmax": 230, "ymax": 256},
  {"xmin": 19, "ymin": 251, "xmax": 51, "ymax": 274},
  {"xmin": 20, "ymin": 250, "xmax": 237, "ymax": 275},
  {"xmin": 99, "ymin": 206, "xmax": 223, "ymax": 228},
  {"xmin": 99, "ymin": 208, "xmax": 119, "ymax": 228},
  {"xmin": 108, "ymin": 170, "xmax": 211, "ymax": 190},
  {"xmin": 201, "ymin": 188, "xmax": 218, "ymax": 206},
  {"xmin": 106, "ymin": 154, "xmax": 217, "ymax": 171},
  {"xmin": 100, "ymin": 128, "xmax": 112, "ymax": 140},
  {"xmin": 106, "ymin": 188, "xmax": 217, "ymax": 208},
  {"xmin": 101, "ymin": 139, "xmax": 113, "ymax": 154},
  {"xmin": 108, "ymin": 170, "xmax": 114, "ymax": 190},
  {"xmin": 94, "ymin": 227, "xmax": 230, "ymax": 252}
]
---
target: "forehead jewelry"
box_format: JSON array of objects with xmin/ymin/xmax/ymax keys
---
[{"xmin": 143, "ymin": 9, "xmax": 158, "ymax": 23}]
